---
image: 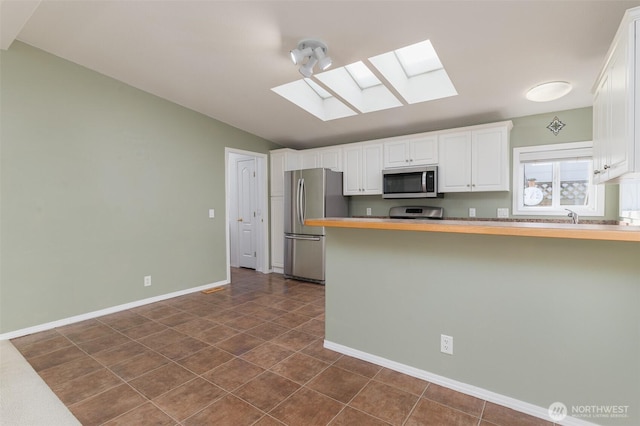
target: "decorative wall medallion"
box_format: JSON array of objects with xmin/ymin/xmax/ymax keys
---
[{"xmin": 547, "ymin": 116, "xmax": 565, "ymax": 135}]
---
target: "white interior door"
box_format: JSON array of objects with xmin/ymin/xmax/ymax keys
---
[{"xmin": 237, "ymin": 158, "xmax": 257, "ymax": 269}]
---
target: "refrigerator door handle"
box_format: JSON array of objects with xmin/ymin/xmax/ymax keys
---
[
  {"xmin": 296, "ymin": 178, "xmax": 304, "ymax": 226},
  {"xmin": 300, "ymin": 178, "xmax": 306, "ymax": 225},
  {"xmin": 297, "ymin": 178, "xmax": 301, "ymax": 225},
  {"xmin": 285, "ymin": 235, "xmax": 321, "ymax": 241}
]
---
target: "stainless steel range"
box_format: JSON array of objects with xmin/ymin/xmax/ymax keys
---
[{"xmin": 389, "ymin": 206, "xmax": 444, "ymax": 219}]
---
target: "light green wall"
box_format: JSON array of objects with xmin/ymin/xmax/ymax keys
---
[
  {"xmin": 349, "ymin": 107, "xmax": 620, "ymax": 220},
  {"xmin": 326, "ymin": 228, "xmax": 639, "ymax": 425},
  {"xmin": 0, "ymin": 42, "xmax": 280, "ymax": 334}
]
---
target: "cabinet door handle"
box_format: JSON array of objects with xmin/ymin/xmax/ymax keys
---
[
  {"xmin": 594, "ymin": 170, "xmax": 601, "ymax": 175},
  {"xmin": 603, "ymin": 164, "xmax": 610, "ymax": 170}
]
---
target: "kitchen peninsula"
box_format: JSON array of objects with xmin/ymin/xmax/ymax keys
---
[{"xmin": 307, "ymin": 217, "xmax": 640, "ymax": 425}]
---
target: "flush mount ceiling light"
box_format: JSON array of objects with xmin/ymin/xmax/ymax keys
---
[
  {"xmin": 526, "ymin": 81, "xmax": 572, "ymax": 102},
  {"xmin": 290, "ymin": 39, "xmax": 332, "ymax": 77}
]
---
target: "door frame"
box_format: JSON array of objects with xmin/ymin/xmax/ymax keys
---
[{"xmin": 225, "ymin": 148, "xmax": 269, "ymax": 281}]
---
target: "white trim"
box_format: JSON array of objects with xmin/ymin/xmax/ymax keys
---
[
  {"xmin": 516, "ymin": 141, "xmax": 593, "ymax": 162},
  {"xmin": 512, "ymin": 141, "xmax": 605, "ymax": 217},
  {"xmin": 324, "ymin": 340, "xmax": 599, "ymax": 426},
  {"xmin": 0, "ymin": 279, "xmax": 228, "ymax": 341}
]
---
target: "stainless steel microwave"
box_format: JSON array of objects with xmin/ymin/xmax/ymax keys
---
[{"xmin": 382, "ymin": 166, "xmax": 442, "ymax": 198}]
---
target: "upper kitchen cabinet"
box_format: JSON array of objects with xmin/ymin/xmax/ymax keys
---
[
  {"xmin": 299, "ymin": 150, "xmax": 319, "ymax": 170},
  {"xmin": 438, "ymin": 122, "xmax": 512, "ymax": 193},
  {"xmin": 343, "ymin": 142, "xmax": 383, "ymax": 195},
  {"xmin": 298, "ymin": 147, "xmax": 342, "ymax": 171},
  {"xmin": 593, "ymin": 7, "xmax": 640, "ymax": 183},
  {"xmin": 383, "ymin": 133, "xmax": 438, "ymax": 168},
  {"xmin": 317, "ymin": 147, "xmax": 343, "ymax": 171},
  {"xmin": 270, "ymin": 148, "xmax": 300, "ymax": 197}
]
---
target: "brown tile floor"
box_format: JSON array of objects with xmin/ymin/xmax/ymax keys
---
[{"xmin": 11, "ymin": 268, "xmax": 555, "ymax": 426}]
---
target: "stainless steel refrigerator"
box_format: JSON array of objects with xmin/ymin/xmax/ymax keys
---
[{"xmin": 284, "ymin": 168, "xmax": 348, "ymax": 284}]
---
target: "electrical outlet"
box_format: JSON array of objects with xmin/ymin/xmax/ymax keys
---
[
  {"xmin": 497, "ymin": 208, "xmax": 509, "ymax": 218},
  {"xmin": 441, "ymin": 334, "xmax": 453, "ymax": 355},
  {"xmin": 469, "ymin": 208, "xmax": 476, "ymax": 217},
  {"xmin": 366, "ymin": 208, "xmax": 372, "ymax": 216},
  {"xmin": 208, "ymin": 209, "xmax": 215, "ymax": 218},
  {"xmin": 144, "ymin": 275, "xmax": 152, "ymax": 287}
]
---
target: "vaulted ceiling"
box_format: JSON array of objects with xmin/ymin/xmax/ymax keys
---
[{"xmin": 2, "ymin": 0, "xmax": 639, "ymax": 148}]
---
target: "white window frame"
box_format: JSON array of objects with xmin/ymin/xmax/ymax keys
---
[{"xmin": 512, "ymin": 141, "xmax": 605, "ymax": 216}]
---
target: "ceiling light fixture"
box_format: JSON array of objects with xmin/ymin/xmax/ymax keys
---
[
  {"xmin": 290, "ymin": 39, "xmax": 332, "ymax": 77},
  {"xmin": 526, "ymin": 81, "xmax": 572, "ymax": 102}
]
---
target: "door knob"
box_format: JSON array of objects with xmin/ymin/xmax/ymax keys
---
[{"xmin": 237, "ymin": 218, "xmax": 243, "ymax": 222}]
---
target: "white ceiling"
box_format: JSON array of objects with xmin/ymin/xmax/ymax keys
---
[{"xmin": 2, "ymin": 0, "xmax": 639, "ymax": 149}]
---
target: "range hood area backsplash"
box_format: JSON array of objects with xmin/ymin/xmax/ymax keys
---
[{"xmin": 347, "ymin": 191, "xmax": 624, "ymax": 224}]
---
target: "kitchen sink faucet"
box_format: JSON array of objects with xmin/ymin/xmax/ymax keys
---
[{"xmin": 565, "ymin": 208, "xmax": 579, "ymax": 224}]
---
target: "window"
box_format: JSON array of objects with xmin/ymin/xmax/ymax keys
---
[{"xmin": 512, "ymin": 142, "xmax": 605, "ymax": 216}]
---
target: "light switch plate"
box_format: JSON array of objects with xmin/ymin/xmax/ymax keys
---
[{"xmin": 209, "ymin": 209, "xmax": 215, "ymax": 218}]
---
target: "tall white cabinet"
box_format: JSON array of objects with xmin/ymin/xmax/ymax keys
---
[
  {"xmin": 438, "ymin": 122, "xmax": 512, "ymax": 193},
  {"xmin": 269, "ymin": 149, "xmax": 299, "ymax": 272},
  {"xmin": 593, "ymin": 7, "xmax": 640, "ymax": 183}
]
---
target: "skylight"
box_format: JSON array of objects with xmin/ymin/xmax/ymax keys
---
[
  {"xmin": 271, "ymin": 79, "xmax": 356, "ymax": 121},
  {"xmin": 369, "ymin": 39, "xmax": 457, "ymax": 105},
  {"xmin": 394, "ymin": 40, "xmax": 443, "ymax": 77},
  {"xmin": 271, "ymin": 39, "xmax": 457, "ymax": 120},
  {"xmin": 345, "ymin": 61, "xmax": 381, "ymax": 89},
  {"xmin": 304, "ymin": 78, "xmax": 332, "ymax": 99},
  {"xmin": 315, "ymin": 62, "xmax": 402, "ymax": 114}
]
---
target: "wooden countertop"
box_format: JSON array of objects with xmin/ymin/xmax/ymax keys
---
[{"xmin": 305, "ymin": 217, "xmax": 640, "ymax": 242}]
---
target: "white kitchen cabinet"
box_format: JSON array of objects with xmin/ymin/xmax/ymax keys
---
[
  {"xmin": 438, "ymin": 122, "xmax": 512, "ymax": 193},
  {"xmin": 383, "ymin": 134, "xmax": 438, "ymax": 168},
  {"xmin": 343, "ymin": 142, "xmax": 383, "ymax": 195},
  {"xmin": 270, "ymin": 148, "xmax": 299, "ymax": 197},
  {"xmin": 297, "ymin": 147, "xmax": 342, "ymax": 171},
  {"xmin": 438, "ymin": 131, "xmax": 471, "ymax": 192},
  {"xmin": 592, "ymin": 8, "xmax": 640, "ymax": 183},
  {"xmin": 317, "ymin": 147, "xmax": 342, "ymax": 171},
  {"xmin": 270, "ymin": 196, "xmax": 284, "ymax": 272},
  {"xmin": 299, "ymin": 150, "xmax": 319, "ymax": 170}
]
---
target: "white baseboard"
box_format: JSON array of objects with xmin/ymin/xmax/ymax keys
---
[
  {"xmin": 0, "ymin": 279, "xmax": 229, "ymax": 341},
  {"xmin": 324, "ymin": 340, "xmax": 599, "ymax": 426},
  {"xmin": 272, "ymin": 267, "xmax": 283, "ymax": 274}
]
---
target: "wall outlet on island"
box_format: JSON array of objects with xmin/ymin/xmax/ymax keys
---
[
  {"xmin": 366, "ymin": 208, "xmax": 372, "ymax": 216},
  {"xmin": 497, "ymin": 208, "xmax": 509, "ymax": 218},
  {"xmin": 441, "ymin": 334, "xmax": 453, "ymax": 355},
  {"xmin": 469, "ymin": 208, "xmax": 476, "ymax": 217}
]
